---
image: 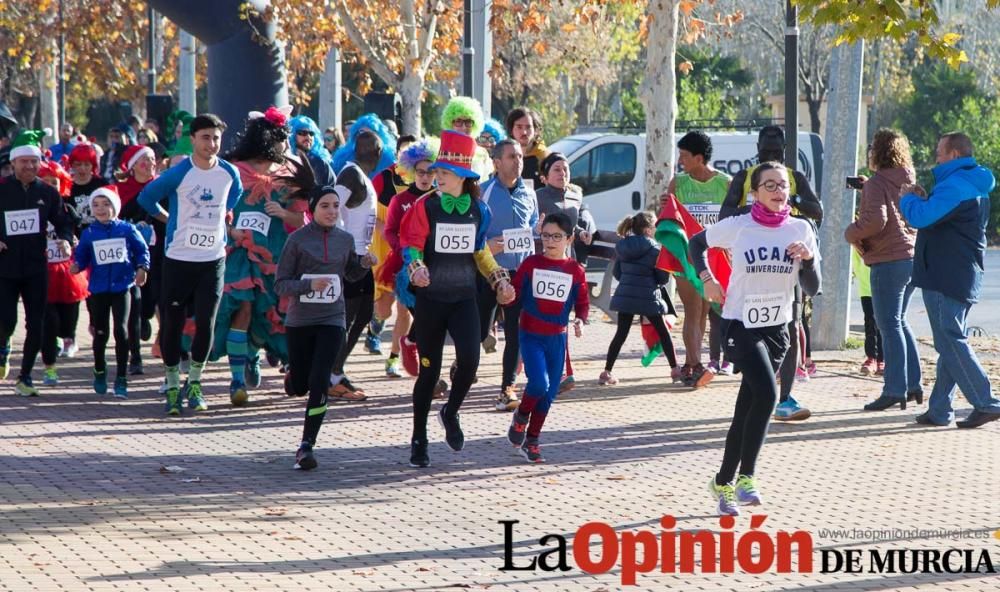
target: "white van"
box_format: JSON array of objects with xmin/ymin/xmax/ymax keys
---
[{"xmin": 548, "ymin": 131, "xmax": 824, "ymax": 232}]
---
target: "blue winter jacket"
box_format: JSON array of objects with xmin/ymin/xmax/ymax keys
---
[
  {"xmin": 74, "ymin": 219, "xmax": 151, "ymax": 294},
  {"xmin": 480, "ymin": 176, "xmax": 539, "ymax": 271},
  {"xmin": 901, "ymin": 156, "xmax": 994, "ymax": 304},
  {"xmin": 610, "ymin": 235, "xmax": 671, "ymax": 317}
]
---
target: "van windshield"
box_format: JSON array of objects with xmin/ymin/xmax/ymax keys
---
[{"xmin": 549, "ymin": 137, "xmax": 588, "ymax": 157}]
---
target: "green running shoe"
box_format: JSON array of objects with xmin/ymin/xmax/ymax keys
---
[
  {"xmin": 165, "ymin": 387, "xmax": 182, "ymax": 416},
  {"xmin": 186, "ymin": 382, "xmax": 208, "ymax": 411}
]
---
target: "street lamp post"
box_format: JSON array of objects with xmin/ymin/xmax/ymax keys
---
[
  {"xmin": 58, "ymin": 0, "xmax": 65, "ymax": 125},
  {"xmin": 784, "ymin": 0, "xmax": 798, "ymax": 168}
]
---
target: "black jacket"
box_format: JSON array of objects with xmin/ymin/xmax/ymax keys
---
[
  {"xmin": 0, "ymin": 175, "xmax": 75, "ymax": 278},
  {"xmin": 611, "ymin": 235, "xmax": 671, "ymax": 316}
]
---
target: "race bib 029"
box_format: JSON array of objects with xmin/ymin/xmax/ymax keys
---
[
  {"xmin": 5, "ymin": 209, "xmax": 40, "ymax": 236},
  {"xmin": 532, "ymin": 268, "xmax": 573, "ymax": 303},
  {"xmin": 93, "ymin": 238, "xmax": 127, "ymax": 265},
  {"xmin": 183, "ymin": 225, "xmax": 220, "ymax": 252},
  {"xmin": 742, "ymin": 292, "xmax": 790, "ymax": 329},
  {"xmin": 434, "ymin": 223, "xmax": 475, "ymax": 254},
  {"xmin": 502, "ymin": 227, "xmax": 533, "ymax": 254},
  {"xmin": 235, "ymin": 211, "xmax": 271, "ymax": 236},
  {"xmin": 300, "ymin": 274, "xmax": 342, "ymax": 304}
]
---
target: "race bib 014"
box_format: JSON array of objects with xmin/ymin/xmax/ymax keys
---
[
  {"xmin": 434, "ymin": 223, "xmax": 475, "ymax": 254},
  {"xmin": 93, "ymin": 238, "xmax": 127, "ymax": 265},
  {"xmin": 5, "ymin": 209, "xmax": 40, "ymax": 236},
  {"xmin": 235, "ymin": 211, "xmax": 271, "ymax": 236},
  {"xmin": 502, "ymin": 227, "xmax": 533, "ymax": 254},
  {"xmin": 300, "ymin": 274, "xmax": 342, "ymax": 304},
  {"xmin": 532, "ymin": 268, "xmax": 573, "ymax": 303},
  {"xmin": 742, "ymin": 292, "xmax": 789, "ymax": 328}
]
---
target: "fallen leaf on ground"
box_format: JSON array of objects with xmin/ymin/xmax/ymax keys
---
[
  {"xmin": 264, "ymin": 507, "xmax": 287, "ymax": 516},
  {"xmin": 352, "ymin": 569, "xmax": 376, "ymax": 576},
  {"xmin": 159, "ymin": 465, "xmax": 186, "ymax": 473},
  {"xmin": 181, "ymin": 477, "xmax": 201, "ymax": 483},
  {"xmin": 606, "ymin": 475, "xmax": 629, "ymax": 481}
]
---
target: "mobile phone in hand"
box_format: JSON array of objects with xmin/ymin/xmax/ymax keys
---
[{"xmin": 846, "ymin": 176, "xmax": 864, "ymax": 190}]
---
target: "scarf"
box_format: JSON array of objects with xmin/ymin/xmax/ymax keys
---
[{"xmin": 751, "ymin": 200, "xmax": 791, "ymax": 227}]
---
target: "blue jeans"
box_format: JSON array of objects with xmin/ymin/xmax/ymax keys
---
[
  {"xmin": 923, "ymin": 289, "xmax": 1000, "ymax": 422},
  {"xmin": 869, "ymin": 259, "xmax": 921, "ymax": 398},
  {"xmin": 520, "ymin": 331, "xmax": 566, "ymax": 414}
]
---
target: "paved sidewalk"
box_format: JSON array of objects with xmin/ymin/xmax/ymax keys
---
[{"xmin": 0, "ymin": 307, "xmax": 997, "ymax": 592}]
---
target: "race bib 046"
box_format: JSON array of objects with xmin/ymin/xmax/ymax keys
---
[
  {"xmin": 434, "ymin": 223, "xmax": 475, "ymax": 254},
  {"xmin": 532, "ymin": 268, "xmax": 573, "ymax": 303},
  {"xmin": 299, "ymin": 274, "xmax": 342, "ymax": 304},
  {"xmin": 93, "ymin": 238, "xmax": 127, "ymax": 265},
  {"xmin": 183, "ymin": 225, "xmax": 220, "ymax": 252},
  {"xmin": 502, "ymin": 227, "xmax": 533, "ymax": 254},
  {"xmin": 235, "ymin": 211, "xmax": 271, "ymax": 236},
  {"xmin": 46, "ymin": 240, "xmax": 70, "ymax": 263},
  {"xmin": 742, "ymin": 292, "xmax": 789, "ymax": 328},
  {"xmin": 5, "ymin": 209, "xmax": 40, "ymax": 236}
]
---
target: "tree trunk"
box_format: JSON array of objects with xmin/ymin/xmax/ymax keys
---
[
  {"xmin": 640, "ymin": 0, "xmax": 679, "ymax": 210},
  {"xmin": 399, "ymin": 70, "xmax": 424, "ymax": 136},
  {"xmin": 806, "ymin": 95, "xmax": 823, "ymax": 134}
]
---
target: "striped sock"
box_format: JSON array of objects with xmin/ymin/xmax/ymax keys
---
[
  {"xmin": 165, "ymin": 365, "xmax": 181, "ymax": 389},
  {"xmin": 188, "ymin": 361, "xmax": 205, "ymax": 383},
  {"xmin": 227, "ymin": 329, "xmax": 248, "ymax": 385}
]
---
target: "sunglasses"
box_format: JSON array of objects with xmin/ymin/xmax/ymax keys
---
[{"xmin": 296, "ymin": 130, "xmax": 314, "ymax": 136}]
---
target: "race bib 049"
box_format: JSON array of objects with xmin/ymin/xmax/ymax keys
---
[
  {"xmin": 532, "ymin": 268, "xmax": 573, "ymax": 302},
  {"xmin": 742, "ymin": 292, "xmax": 789, "ymax": 328},
  {"xmin": 93, "ymin": 238, "xmax": 127, "ymax": 265},
  {"xmin": 183, "ymin": 225, "xmax": 220, "ymax": 252},
  {"xmin": 300, "ymin": 274, "xmax": 342, "ymax": 304},
  {"xmin": 5, "ymin": 209, "xmax": 40, "ymax": 236},
  {"xmin": 235, "ymin": 211, "xmax": 271, "ymax": 236},
  {"xmin": 434, "ymin": 223, "xmax": 475, "ymax": 254},
  {"xmin": 502, "ymin": 227, "xmax": 533, "ymax": 254}
]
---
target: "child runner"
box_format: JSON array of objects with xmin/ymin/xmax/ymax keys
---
[
  {"xmin": 275, "ymin": 185, "xmax": 375, "ymax": 470},
  {"xmin": 690, "ymin": 162, "xmax": 821, "ymax": 516},
  {"xmin": 505, "ymin": 212, "xmax": 587, "ymax": 463},
  {"xmin": 71, "ymin": 186, "xmax": 150, "ymax": 397},
  {"xmin": 599, "ymin": 212, "xmax": 678, "ymax": 385}
]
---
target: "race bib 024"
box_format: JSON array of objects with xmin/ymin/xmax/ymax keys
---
[
  {"xmin": 235, "ymin": 211, "xmax": 272, "ymax": 236},
  {"xmin": 434, "ymin": 223, "xmax": 475, "ymax": 254},
  {"xmin": 532, "ymin": 268, "xmax": 573, "ymax": 303}
]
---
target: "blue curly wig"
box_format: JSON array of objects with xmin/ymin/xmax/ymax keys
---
[
  {"xmin": 331, "ymin": 113, "xmax": 397, "ymax": 176},
  {"xmin": 481, "ymin": 118, "xmax": 507, "ymax": 144},
  {"xmin": 289, "ymin": 115, "xmax": 332, "ymax": 164}
]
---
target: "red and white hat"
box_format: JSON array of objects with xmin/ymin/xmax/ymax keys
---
[
  {"xmin": 429, "ymin": 130, "xmax": 480, "ymax": 180},
  {"xmin": 89, "ymin": 186, "xmax": 121, "ymax": 218},
  {"xmin": 121, "ymin": 145, "xmax": 155, "ymax": 173}
]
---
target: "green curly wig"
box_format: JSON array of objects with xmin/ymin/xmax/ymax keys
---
[{"xmin": 441, "ymin": 96, "xmax": 485, "ymax": 138}]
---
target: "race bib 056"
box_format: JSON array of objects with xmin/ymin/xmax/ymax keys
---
[{"xmin": 532, "ymin": 268, "xmax": 573, "ymax": 303}]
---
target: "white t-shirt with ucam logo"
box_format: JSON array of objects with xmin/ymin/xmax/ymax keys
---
[{"xmin": 705, "ymin": 214, "xmax": 818, "ymax": 328}]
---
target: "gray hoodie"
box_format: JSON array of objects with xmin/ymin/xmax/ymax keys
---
[{"xmin": 274, "ymin": 221, "xmax": 368, "ymax": 327}]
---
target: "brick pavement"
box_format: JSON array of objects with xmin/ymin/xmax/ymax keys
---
[{"xmin": 0, "ymin": 306, "xmax": 997, "ymax": 592}]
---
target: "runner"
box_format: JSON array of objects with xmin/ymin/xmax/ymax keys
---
[
  {"xmin": 274, "ymin": 184, "xmax": 376, "ymax": 470},
  {"xmin": 288, "ymin": 115, "xmax": 336, "ymax": 187},
  {"xmin": 505, "ymin": 212, "xmax": 588, "ymax": 463},
  {"xmin": 138, "ymin": 113, "xmax": 243, "ymax": 415},
  {"xmin": 441, "ymin": 96, "xmax": 492, "ymax": 178},
  {"xmin": 70, "ymin": 186, "xmax": 150, "ymax": 398},
  {"xmin": 400, "ymin": 130, "xmax": 514, "ymax": 467},
  {"xmin": 691, "ymin": 162, "xmax": 821, "ymax": 516}
]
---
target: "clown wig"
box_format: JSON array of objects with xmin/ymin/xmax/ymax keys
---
[
  {"xmin": 396, "ymin": 137, "xmax": 440, "ymax": 183},
  {"xmin": 331, "ymin": 113, "xmax": 397, "ymax": 176},
  {"xmin": 441, "ymin": 96, "xmax": 485, "ymax": 138},
  {"xmin": 289, "ymin": 115, "xmax": 332, "ymax": 164},
  {"xmin": 481, "ymin": 118, "xmax": 507, "ymax": 144}
]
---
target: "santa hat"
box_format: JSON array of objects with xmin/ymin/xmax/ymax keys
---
[
  {"xmin": 68, "ymin": 143, "xmax": 100, "ymax": 171},
  {"xmin": 89, "ymin": 186, "xmax": 121, "ymax": 218},
  {"xmin": 121, "ymin": 145, "xmax": 155, "ymax": 172},
  {"xmin": 9, "ymin": 129, "xmax": 48, "ymax": 160}
]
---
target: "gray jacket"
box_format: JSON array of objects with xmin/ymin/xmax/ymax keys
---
[{"xmin": 275, "ymin": 221, "xmax": 368, "ymax": 327}]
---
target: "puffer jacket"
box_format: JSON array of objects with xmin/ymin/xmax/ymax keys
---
[
  {"xmin": 844, "ymin": 167, "xmax": 916, "ymax": 265},
  {"xmin": 610, "ymin": 235, "xmax": 671, "ymax": 316},
  {"xmin": 74, "ymin": 219, "xmax": 150, "ymax": 294}
]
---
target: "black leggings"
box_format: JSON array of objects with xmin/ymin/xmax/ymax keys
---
[
  {"xmin": 412, "ymin": 294, "xmax": 480, "ymax": 442},
  {"xmin": 604, "ymin": 312, "xmax": 677, "ymax": 371},
  {"xmin": 708, "ymin": 308, "xmax": 727, "ymax": 363},
  {"xmin": 860, "ymin": 296, "xmax": 883, "ymax": 361},
  {"xmin": 778, "ymin": 301, "xmax": 801, "ymax": 403},
  {"xmin": 333, "ymin": 271, "xmax": 374, "ymax": 375},
  {"xmin": 288, "ymin": 324, "xmax": 345, "ymax": 447},
  {"xmin": 478, "ymin": 275, "xmax": 520, "ymax": 387},
  {"xmin": 717, "ymin": 319, "xmax": 789, "ymax": 485},
  {"xmin": 0, "ymin": 273, "xmax": 48, "ymax": 381},
  {"xmin": 42, "ymin": 301, "xmax": 81, "ymax": 366},
  {"xmin": 160, "ymin": 257, "xmax": 224, "ymax": 367},
  {"xmin": 126, "ymin": 285, "xmax": 142, "ymax": 363},
  {"xmin": 89, "ymin": 291, "xmax": 131, "ymax": 376}
]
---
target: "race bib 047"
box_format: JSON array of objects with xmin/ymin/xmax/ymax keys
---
[
  {"xmin": 5, "ymin": 209, "xmax": 40, "ymax": 236},
  {"xmin": 434, "ymin": 223, "xmax": 475, "ymax": 254}
]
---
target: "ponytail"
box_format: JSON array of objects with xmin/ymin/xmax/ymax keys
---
[{"xmin": 617, "ymin": 211, "xmax": 655, "ymax": 238}]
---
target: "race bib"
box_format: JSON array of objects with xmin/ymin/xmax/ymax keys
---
[
  {"xmin": 523, "ymin": 179, "xmax": 535, "ymax": 192},
  {"xmin": 365, "ymin": 213, "xmax": 376, "ymax": 244},
  {"xmin": 235, "ymin": 211, "xmax": 271, "ymax": 236},
  {"xmin": 93, "ymin": 238, "xmax": 127, "ymax": 265},
  {"xmin": 434, "ymin": 223, "xmax": 475, "ymax": 254},
  {"xmin": 182, "ymin": 225, "xmax": 220, "ymax": 252},
  {"xmin": 5, "ymin": 209, "xmax": 39, "ymax": 236},
  {"xmin": 502, "ymin": 227, "xmax": 534, "ymax": 254},
  {"xmin": 532, "ymin": 268, "xmax": 573, "ymax": 302},
  {"xmin": 687, "ymin": 203, "xmax": 721, "ymax": 228},
  {"xmin": 299, "ymin": 274, "xmax": 342, "ymax": 304},
  {"xmin": 742, "ymin": 292, "xmax": 789, "ymax": 328},
  {"xmin": 46, "ymin": 240, "xmax": 70, "ymax": 263}
]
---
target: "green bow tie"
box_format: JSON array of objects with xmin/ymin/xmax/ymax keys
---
[{"xmin": 440, "ymin": 192, "xmax": 471, "ymax": 215}]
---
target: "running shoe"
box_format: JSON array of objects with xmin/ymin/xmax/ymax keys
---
[
  {"xmin": 365, "ymin": 321, "xmax": 383, "ymax": 354},
  {"xmin": 230, "ymin": 380, "xmax": 249, "ymax": 407},
  {"xmin": 519, "ymin": 438, "xmax": 545, "ymax": 463},
  {"xmin": 507, "ymin": 410, "xmax": 529, "ymax": 447},
  {"xmin": 158, "ymin": 379, "xmax": 170, "ymax": 394},
  {"xmin": 860, "ymin": 357, "xmax": 876, "ymax": 376},
  {"xmin": 437, "ymin": 405, "xmax": 465, "ymax": 452},
  {"xmin": 385, "ymin": 356, "xmax": 403, "ymax": 378},
  {"xmin": 128, "ymin": 360, "xmax": 144, "ymax": 376},
  {"xmin": 294, "ymin": 443, "xmax": 317, "ymax": 471},
  {"xmin": 671, "ymin": 366, "xmax": 683, "ymax": 384},
  {"xmin": 164, "ymin": 387, "xmax": 182, "ymax": 416},
  {"xmin": 874, "ymin": 361, "xmax": 885, "ymax": 376},
  {"xmin": 795, "ymin": 366, "xmax": 810, "ymax": 383},
  {"xmin": 93, "ymin": 369, "xmax": 108, "ymax": 395},
  {"xmin": 400, "ymin": 336, "xmax": 419, "ymax": 377},
  {"xmin": 689, "ymin": 363, "xmax": 715, "ymax": 389},
  {"xmin": 558, "ymin": 375, "xmax": 575, "ymax": 394},
  {"xmin": 773, "ymin": 397, "xmax": 811, "ymax": 421},
  {"xmin": 706, "ymin": 360, "xmax": 722, "ymax": 374},
  {"xmin": 15, "ymin": 378, "xmax": 39, "ymax": 397},
  {"xmin": 245, "ymin": 355, "xmax": 262, "ymax": 388},
  {"xmin": 598, "ymin": 370, "xmax": 618, "ymax": 386},
  {"xmin": 113, "ymin": 376, "xmax": 128, "ymax": 399},
  {"xmin": 494, "ymin": 385, "xmax": 519, "ymax": 411},
  {"xmin": 186, "ymin": 382, "xmax": 208, "ymax": 411},
  {"xmin": 482, "ymin": 333, "xmax": 497, "ymax": 354},
  {"xmin": 43, "ymin": 367, "xmax": 59, "ymax": 386},
  {"xmin": 0, "ymin": 352, "xmax": 8, "ymax": 380},
  {"xmin": 804, "ymin": 360, "xmax": 817, "ymax": 377},
  {"xmin": 62, "ymin": 338, "xmax": 78, "ymax": 358},
  {"xmin": 719, "ymin": 361, "xmax": 734, "ymax": 376},
  {"xmin": 735, "ymin": 474, "xmax": 763, "ymax": 506},
  {"xmin": 708, "ymin": 478, "xmax": 740, "ymax": 516},
  {"xmin": 409, "ymin": 439, "xmax": 430, "ymax": 468}
]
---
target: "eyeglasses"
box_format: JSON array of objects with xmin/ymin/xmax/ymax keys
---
[
  {"xmin": 758, "ymin": 180, "xmax": 789, "ymax": 192},
  {"xmin": 296, "ymin": 130, "xmax": 314, "ymax": 136},
  {"xmin": 452, "ymin": 118, "xmax": 475, "ymax": 128},
  {"xmin": 323, "ymin": 136, "xmax": 335, "ymax": 142},
  {"xmin": 414, "ymin": 168, "xmax": 432, "ymax": 177},
  {"xmin": 540, "ymin": 233, "xmax": 567, "ymax": 241}
]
